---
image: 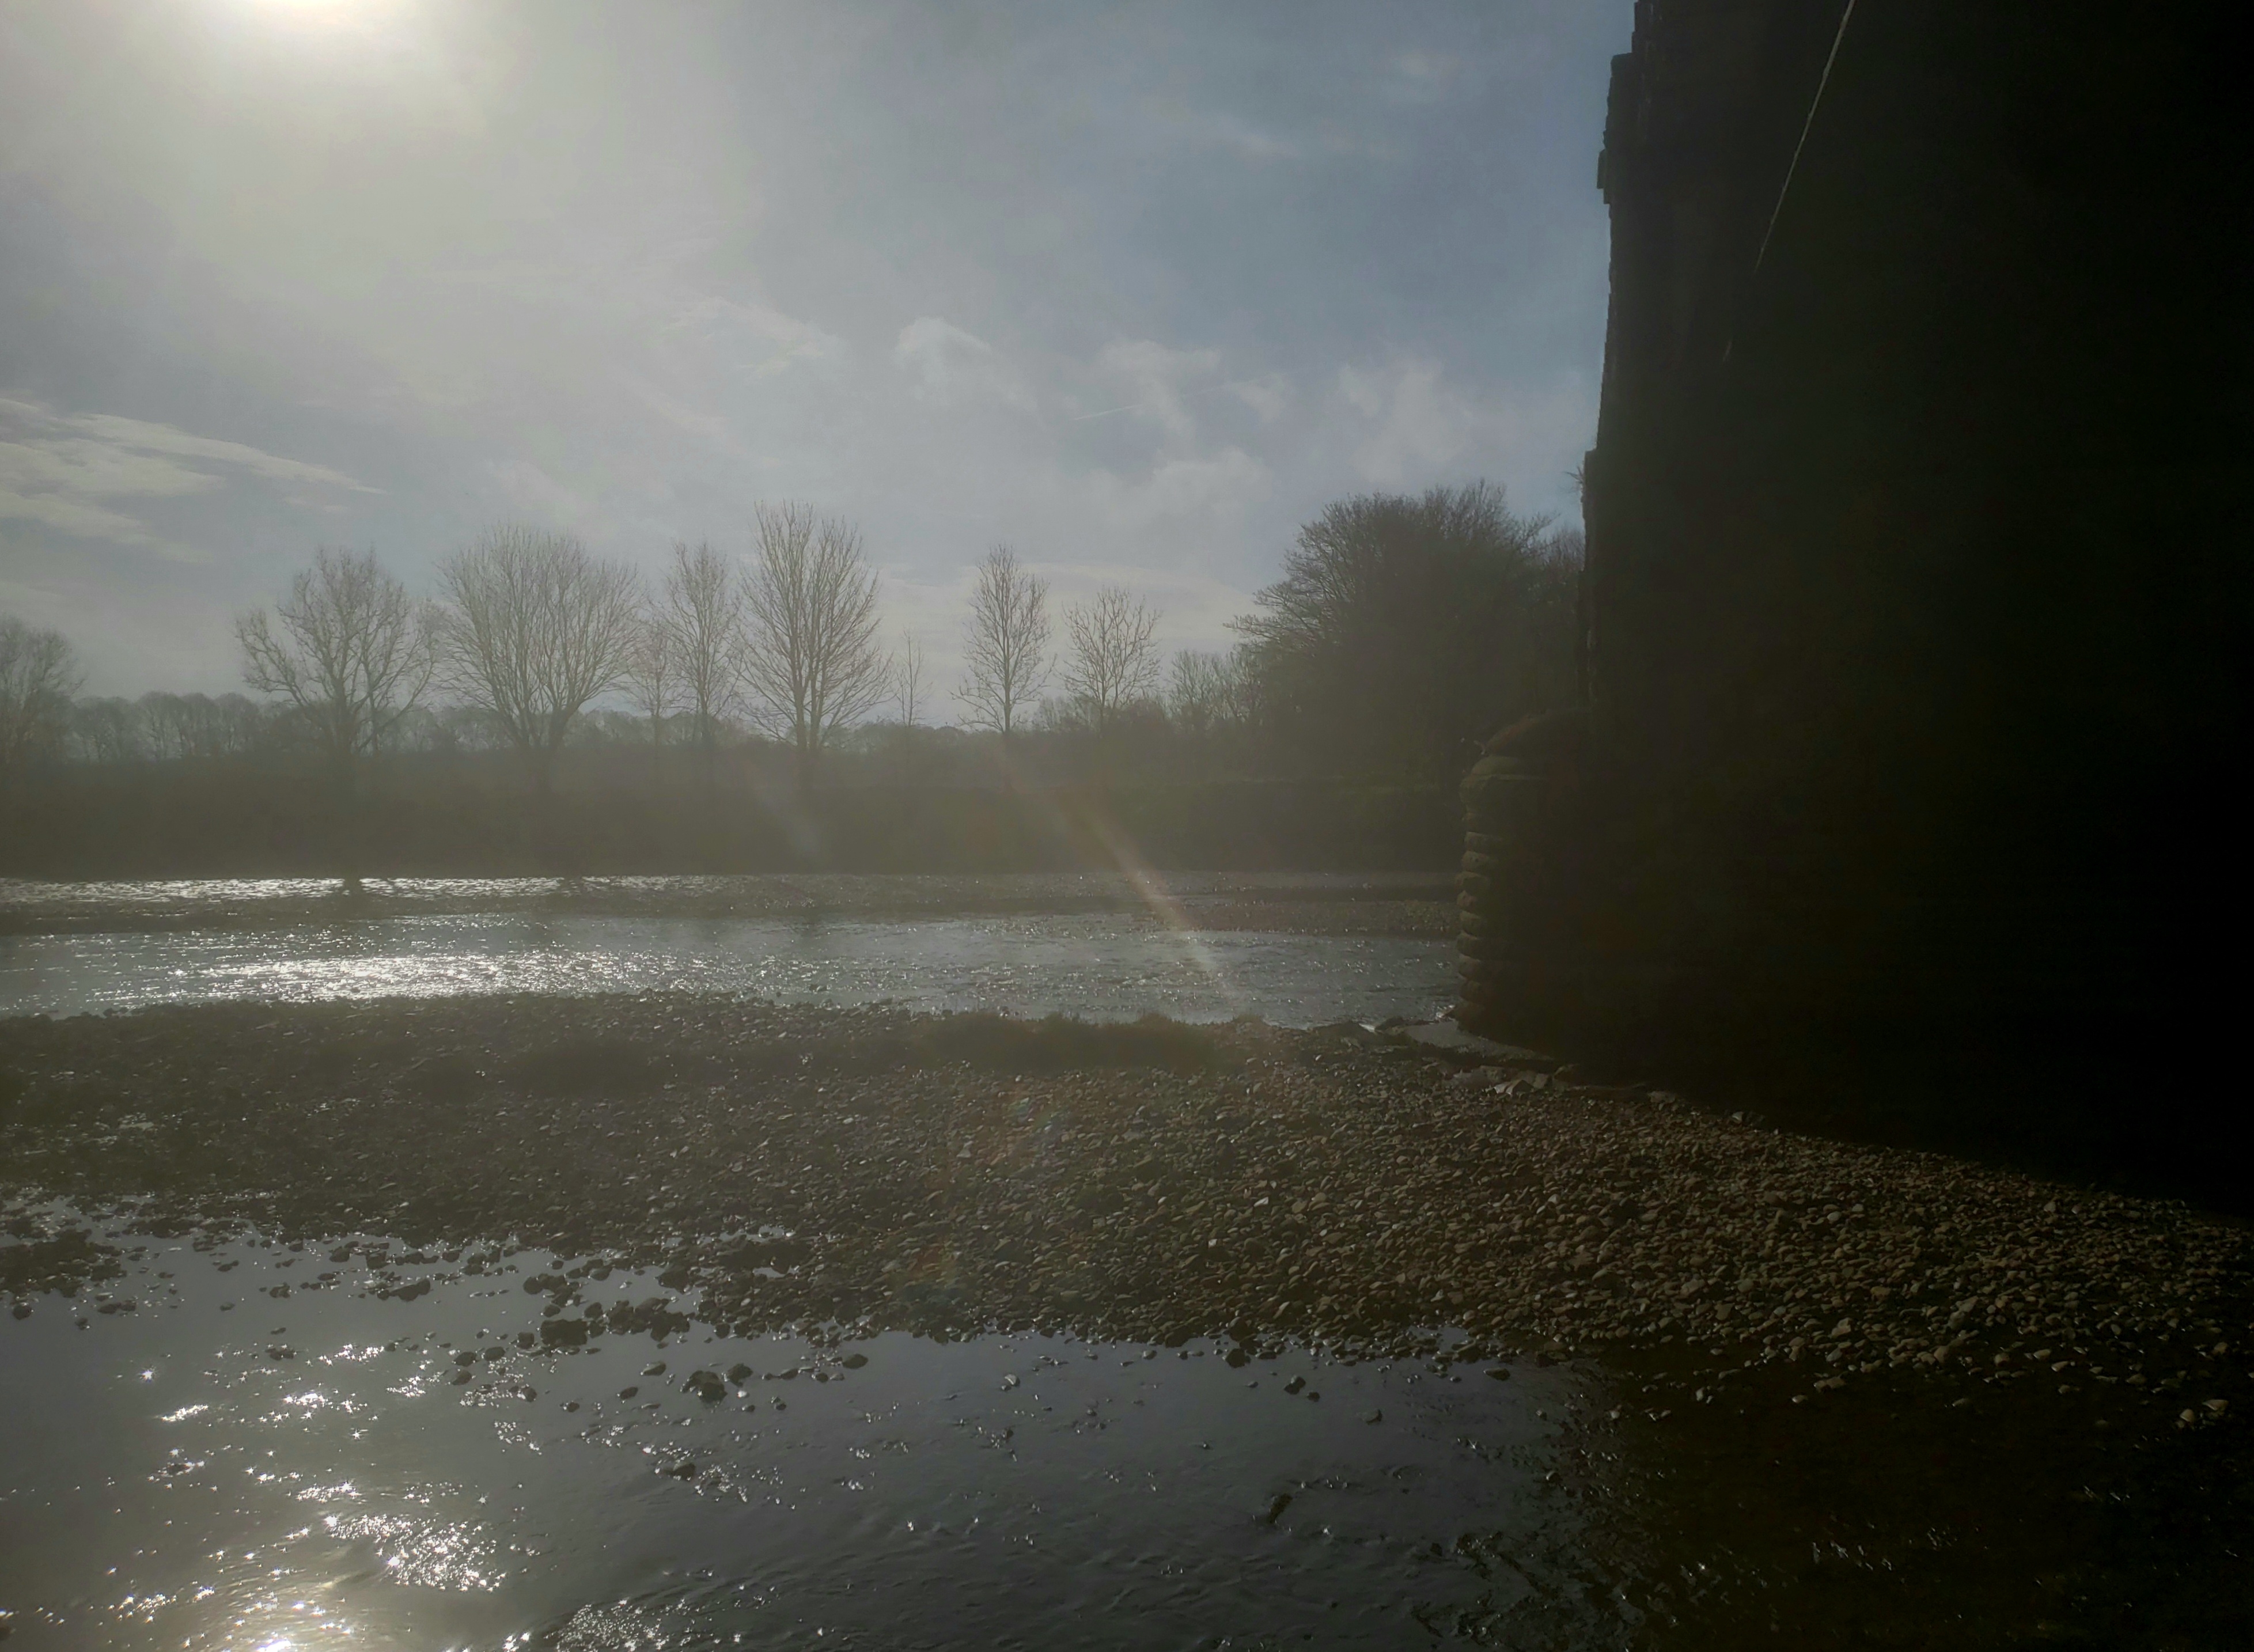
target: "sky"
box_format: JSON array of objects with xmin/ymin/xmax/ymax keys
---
[{"xmin": 0, "ymin": 0, "xmax": 1625, "ymax": 701}]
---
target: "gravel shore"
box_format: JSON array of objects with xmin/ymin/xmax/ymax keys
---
[{"xmin": 2, "ymin": 995, "xmax": 2246, "ymax": 1426}]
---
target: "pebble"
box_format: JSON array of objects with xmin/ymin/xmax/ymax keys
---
[{"xmin": 3, "ymin": 996, "xmax": 2248, "ymax": 1424}]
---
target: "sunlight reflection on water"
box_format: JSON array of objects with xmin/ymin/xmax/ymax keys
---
[
  {"xmin": 0, "ymin": 911, "xmax": 1454, "ymax": 1025},
  {"xmin": 0, "ymin": 1225, "xmax": 1588, "ymax": 1651}
]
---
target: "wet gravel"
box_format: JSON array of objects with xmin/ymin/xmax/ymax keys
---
[{"xmin": 2, "ymin": 996, "xmax": 2247, "ymax": 1429}]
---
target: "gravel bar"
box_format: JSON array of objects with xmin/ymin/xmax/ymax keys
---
[{"xmin": 2, "ymin": 996, "xmax": 2247, "ymax": 1426}]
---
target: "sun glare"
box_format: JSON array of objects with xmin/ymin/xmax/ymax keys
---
[{"xmin": 236, "ymin": 0, "xmax": 404, "ymax": 26}]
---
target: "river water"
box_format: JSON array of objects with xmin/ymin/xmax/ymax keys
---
[
  {"xmin": 3, "ymin": 876, "xmax": 2248, "ymax": 1646},
  {"xmin": 0, "ymin": 1224, "xmax": 1603, "ymax": 1650},
  {"xmin": 0, "ymin": 874, "xmax": 1457, "ymax": 1026}
]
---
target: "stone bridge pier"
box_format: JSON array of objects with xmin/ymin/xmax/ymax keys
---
[{"xmin": 1454, "ymin": 0, "xmax": 2248, "ymax": 1080}]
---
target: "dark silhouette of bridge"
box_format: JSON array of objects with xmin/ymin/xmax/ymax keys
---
[{"xmin": 1456, "ymin": 0, "xmax": 2247, "ymax": 1194}]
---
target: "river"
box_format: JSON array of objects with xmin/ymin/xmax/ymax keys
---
[
  {"xmin": 0, "ymin": 873, "xmax": 1458, "ymax": 1026},
  {"xmin": 2, "ymin": 875, "xmax": 2247, "ymax": 1647}
]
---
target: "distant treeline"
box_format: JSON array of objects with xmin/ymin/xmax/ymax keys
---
[
  {"xmin": 2, "ymin": 481, "xmax": 1575, "ymax": 873},
  {"xmin": 0, "ymin": 752, "xmax": 1459, "ymax": 876}
]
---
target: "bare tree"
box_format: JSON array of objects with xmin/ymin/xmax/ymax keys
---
[
  {"xmin": 71, "ymin": 697, "xmax": 142, "ymax": 766},
  {"xmin": 0, "ymin": 615, "xmax": 82, "ymax": 786},
  {"xmin": 134, "ymin": 691, "xmax": 267, "ymax": 762},
  {"xmin": 1176, "ymin": 645, "xmax": 1266, "ymax": 734},
  {"xmin": 237, "ymin": 547, "xmax": 435, "ymax": 789},
  {"xmin": 956, "ymin": 545, "xmax": 1050, "ymax": 746},
  {"xmin": 137, "ymin": 691, "xmax": 192, "ymax": 762},
  {"xmin": 1167, "ymin": 649, "xmax": 1228, "ymax": 741},
  {"xmin": 661, "ymin": 540, "xmax": 744, "ymax": 769},
  {"xmin": 623, "ymin": 614, "xmax": 680, "ymax": 776},
  {"xmin": 436, "ymin": 525, "xmax": 643, "ymax": 796},
  {"xmin": 1061, "ymin": 583, "xmax": 1163, "ymax": 734},
  {"xmin": 892, "ymin": 630, "xmax": 926, "ymax": 728},
  {"xmin": 735, "ymin": 502, "xmax": 887, "ymax": 789},
  {"xmin": 890, "ymin": 628, "xmax": 927, "ymax": 783}
]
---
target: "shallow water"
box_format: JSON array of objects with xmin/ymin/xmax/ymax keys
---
[
  {"xmin": 0, "ymin": 1224, "xmax": 1599, "ymax": 1650},
  {"xmin": 6, "ymin": 878, "xmax": 2249, "ymax": 1646},
  {"xmin": 0, "ymin": 912, "xmax": 1454, "ymax": 1025},
  {"xmin": 0, "ymin": 872, "xmax": 1449, "ymax": 929},
  {"xmin": 10, "ymin": 1219, "xmax": 2246, "ymax": 1650}
]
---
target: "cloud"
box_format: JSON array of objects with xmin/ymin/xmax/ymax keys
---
[
  {"xmin": 661, "ymin": 293, "xmax": 847, "ymax": 382},
  {"xmin": 62, "ymin": 411, "xmax": 372, "ymax": 495},
  {"xmin": 1090, "ymin": 339, "xmax": 1223, "ymax": 442},
  {"xmin": 1085, "ymin": 446, "xmax": 1271, "ymax": 536},
  {"xmin": 1228, "ymin": 376, "xmax": 1293, "ymax": 424},
  {"xmin": 893, "ymin": 317, "xmax": 1035, "ymax": 412},
  {"xmin": 483, "ymin": 457, "xmax": 592, "ymax": 527},
  {"xmin": 1387, "ymin": 49, "xmax": 1467, "ymax": 107},
  {"xmin": 0, "ymin": 398, "xmax": 374, "ymax": 558},
  {"xmin": 1028, "ymin": 558, "xmax": 1260, "ymax": 653},
  {"xmin": 1337, "ymin": 361, "xmax": 1483, "ymax": 482},
  {"xmin": 1189, "ymin": 111, "xmax": 1301, "ymax": 162},
  {"xmin": 1334, "ymin": 359, "xmax": 1594, "ymax": 514},
  {"xmin": 0, "ymin": 1, "xmax": 1620, "ymax": 692}
]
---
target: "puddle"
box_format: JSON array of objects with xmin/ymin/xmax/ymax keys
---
[{"xmin": 0, "ymin": 1221, "xmax": 1600, "ymax": 1649}]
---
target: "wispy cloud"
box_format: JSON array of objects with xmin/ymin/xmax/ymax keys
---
[
  {"xmin": 1335, "ymin": 361, "xmax": 1594, "ymax": 510},
  {"xmin": 0, "ymin": 398, "xmax": 374, "ymax": 559},
  {"xmin": 894, "ymin": 317, "xmax": 1036, "ymax": 412},
  {"xmin": 1386, "ymin": 48, "xmax": 1468, "ymax": 107}
]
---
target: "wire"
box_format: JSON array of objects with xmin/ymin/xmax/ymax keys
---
[{"xmin": 1753, "ymin": 0, "xmax": 1859, "ymax": 272}]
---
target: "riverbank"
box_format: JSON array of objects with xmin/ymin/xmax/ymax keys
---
[
  {"xmin": 0, "ymin": 771, "xmax": 1460, "ymax": 879},
  {"xmin": 4, "ymin": 995, "xmax": 2246, "ymax": 1430}
]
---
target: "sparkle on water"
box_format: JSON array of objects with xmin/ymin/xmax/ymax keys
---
[
  {"xmin": 0, "ymin": 876, "xmax": 1457, "ymax": 1026},
  {"xmin": 0, "ymin": 1221, "xmax": 1593, "ymax": 1650}
]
